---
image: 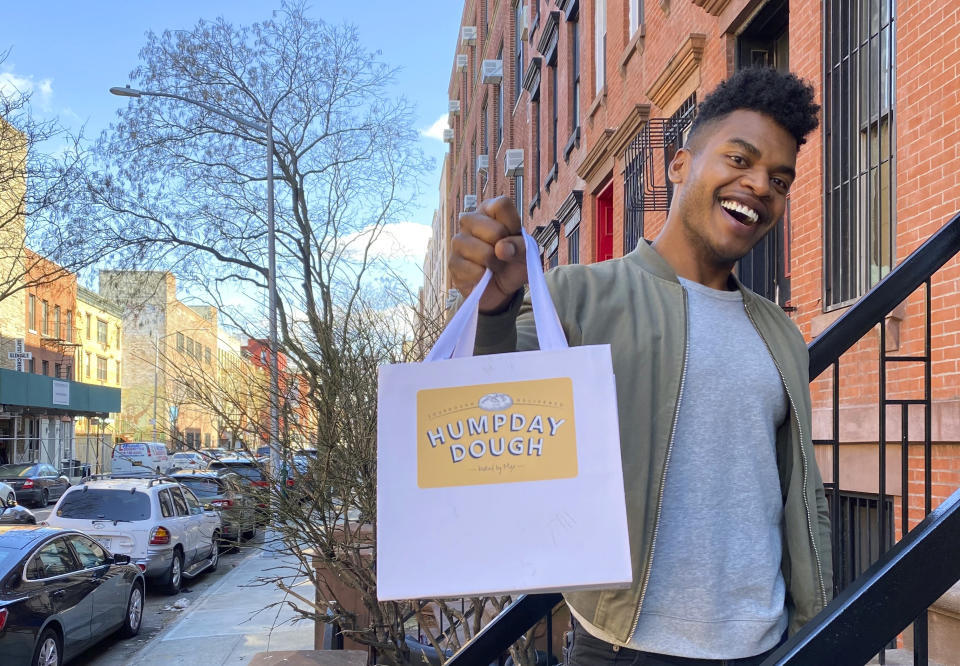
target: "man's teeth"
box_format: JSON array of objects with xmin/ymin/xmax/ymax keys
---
[{"xmin": 720, "ymin": 199, "xmax": 759, "ymax": 224}]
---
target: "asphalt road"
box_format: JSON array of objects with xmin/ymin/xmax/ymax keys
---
[{"xmin": 33, "ymin": 506, "xmax": 264, "ymax": 666}]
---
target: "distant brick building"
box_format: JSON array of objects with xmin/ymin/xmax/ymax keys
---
[{"xmin": 436, "ymin": 0, "xmax": 960, "ymax": 658}]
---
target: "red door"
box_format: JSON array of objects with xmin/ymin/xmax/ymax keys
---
[{"xmin": 596, "ymin": 183, "xmax": 614, "ymax": 262}]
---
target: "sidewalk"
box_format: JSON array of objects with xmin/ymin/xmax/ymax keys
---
[{"xmin": 132, "ymin": 550, "xmax": 316, "ymax": 665}]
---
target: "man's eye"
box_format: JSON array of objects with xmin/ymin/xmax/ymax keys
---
[
  {"xmin": 772, "ymin": 177, "xmax": 790, "ymax": 191},
  {"xmin": 728, "ymin": 155, "xmax": 746, "ymax": 165}
]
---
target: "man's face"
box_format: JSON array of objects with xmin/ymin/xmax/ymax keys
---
[{"xmin": 668, "ymin": 109, "xmax": 798, "ymax": 268}]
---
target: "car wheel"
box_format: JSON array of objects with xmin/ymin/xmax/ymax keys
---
[
  {"xmin": 241, "ymin": 524, "xmax": 256, "ymax": 540},
  {"xmin": 118, "ymin": 583, "xmax": 143, "ymax": 637},
  {"xmin": 32, "ymin": 627, "xmax": 62, "ymax": 666},
  {"xmin": 5, "ymin": 492, "xmax": 13, "ymax": 505},
  {"xmin": 208, "ymin": 534, "xmax": 220, "ymax": 572},
  {"xmin": 160, "ymin": 549, "xmax": 184, "ymax": 595},
  {"xmin": 39, "ymin": 489, "xmax": 49, "ymax": 508}
]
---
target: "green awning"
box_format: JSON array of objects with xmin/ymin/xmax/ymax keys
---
[{"xmin": 0, "ymin": 368, "xmax": 121, "ymax": 416}]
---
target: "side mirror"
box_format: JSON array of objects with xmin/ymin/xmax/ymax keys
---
[
  {"xmin": 3, "ymin": 497, "xmax": 16, "ymax": 509},
  {"xmin": 113, "ymin": 554, "xmax": 131, "ymax": 565},
  {"xmin": 203, "ymin": 504, "xmax": 214, "ymax": 511}
]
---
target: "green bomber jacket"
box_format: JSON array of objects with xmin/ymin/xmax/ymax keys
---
[{"xmin": 474, "ymin": 239, "xmax": 833, "ymax": 643}]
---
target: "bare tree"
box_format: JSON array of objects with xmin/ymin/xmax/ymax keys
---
[
  {"xmin": 78, "ymin": 3, "xmax": 528, "ymax": 664},
  {"xmin": 0, "ymin": 50, "xmax": 112, "ymax": 305}
]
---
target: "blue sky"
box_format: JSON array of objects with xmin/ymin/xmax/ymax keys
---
[{"xmin": 0, "ymin": 1, "xmax": 463, "ymax": 286}]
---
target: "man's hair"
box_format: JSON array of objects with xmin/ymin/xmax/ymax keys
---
[{"xmin": 686, "ymin": 68, "xmax": 820, "ymax": 148}]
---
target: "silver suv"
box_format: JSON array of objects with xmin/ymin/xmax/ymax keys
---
[{"xmin": 44, "ymin": 477, "xmax": 222, "ymax": 594}]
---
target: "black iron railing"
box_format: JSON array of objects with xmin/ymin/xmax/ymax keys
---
[{"xmin": 446, "ymin": 211, "xmax": 960, "ymax": 666}]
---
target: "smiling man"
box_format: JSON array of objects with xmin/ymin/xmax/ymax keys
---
[{"xmin": 449, "ymin": 68, "xmax": 832, "ymax": 665}]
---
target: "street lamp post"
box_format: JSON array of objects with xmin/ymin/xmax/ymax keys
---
[{"xmin": 110, "ymin": 86, "xmax": 283, "ymax": 522}]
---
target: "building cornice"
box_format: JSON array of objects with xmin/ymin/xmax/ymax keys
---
[
  {"xmin": 576, "ymin": 128, "xmax": 616, "ymax": 186},
  {"xmin": 692, "ymin": 0, "xmax": 733, "ymax": 17},
  {"xmin": 646, "ymin": 33, "xmax": 706, "ymax": 110},
  {"xmin": 609, "ymin": 104, "xmax": 652, "ymax": 159}
]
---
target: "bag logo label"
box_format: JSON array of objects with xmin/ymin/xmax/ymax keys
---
[{"xmin": 417, "ymin": 378, "xmax": 577, "ymax": 488}]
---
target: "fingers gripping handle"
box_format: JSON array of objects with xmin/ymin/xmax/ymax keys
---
[{"xmin": 426, "ymin": 229, "xmax": 568, "ymax": 362}]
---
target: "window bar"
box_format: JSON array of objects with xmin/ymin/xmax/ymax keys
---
[
  {"xmin": 916, "ymin": 276, "xmax": 933, "ymax": 658},
  {"xmin": 832, "ymin": 360, "xmax": 841, "ymax": 595},
  {"xmin": 877, "ymin": 304, "xmax": 889, "ymax": 666}
]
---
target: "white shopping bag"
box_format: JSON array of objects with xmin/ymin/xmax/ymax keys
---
[{"xmin": 376, "ymin": 230, "xmax": 631, "ymax": 600}]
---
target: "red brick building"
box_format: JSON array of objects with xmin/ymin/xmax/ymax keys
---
[
  {"xmin": 440, "ymin": 0, "xmax": 960, "ymax": 657},
  {"xmin": 23, "ymin": 249, "xmax": 78, "ymax": 380}
]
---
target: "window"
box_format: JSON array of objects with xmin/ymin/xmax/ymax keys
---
[
  {"xmin": 170, "ymin": 487, "xmax": 189, "ymax": 517},
  {"xmin": 547, "ymin": 248, "xmax": 559, "ymax": 269},
  {"xmin": 568, "ymin": 227, "xmax": 581, "ymax": 264},
  {"xmin": 471, "ymin": 137, "xmax": 477, "ymax": 195},
  {"xmin": 571, "ymin": 20, "xmax": 581, "ymax": 131},
  {"xmin": 176, "ymin": 332, "xmax": 184, "ymax": 352},
  {"xmin": 54, "ymin": 363, "xmax": 61, "ymax": 378},
  {"xmin": 824, "ymin": 0, "xmax": 896, "ymax": 307},
  {"xmin": 116, "ymin": 360, "xmax": 121, "ymax": 383},
  {"xmin": 54, "ymin": 306, "xmax": 61, "ymax": 339},
  {"xmin": 514, "ymin": 0, "xmax": 524, "ymax": 104},
  {"xmin": 158, "ymin": 489, "xmax": 174, "ymax": 517},
  {"xmin": 29, "ymin": 358, "xmax": 35, "ymax": 373},
  {"xmin": 41, "ymin": 300, "xmax": 49, "ymax": 335},
  {"xmin": 205, "ymin": 347, "xmax": 212, "ymax": 365},
  {"xmin": 496, "ymin": 47, "xmax": 504, "ymax": 146},
  {"xmin": 97, "ymin": 356, "xmax": 107, "ymax": 382},
  {"xmin": 630, "ymin": 0, "xmax": 644, "ymax": 34},
  {"xmin": 182, "ymin": 488, "xmax": 203, "ymax": 515},
  {"xmin": 97, "ymin": 319, "xmax": 107, "ymax": 345},
  {"xmin": 28, "ymin": 295, "xmax": 35, "ymax": 331},
  {"xmin": 594, "ymin": 0, "xmax": 607, "ymax": 94},
  {"xmin": 68, "ymin": 535, "xmax": 109, "ymax": 569},
  {"xmin": 85, "ymin": 313, "xmax": 91, "ymax": 340},
  {"xmin": 66, "ymin": 364, "xmax": 71, "ymax": 379},
  {"xmin": 65, "ymin": 311, "xmax": 72, "ymax": 342},
  {"xmin": 551, "ymin": 65, "xmax": 559, "ymax": 167},
  {"xmin": 30, "ymin": 538, "xmax": 79, "ymax": 579},
  {"xmin": 515, "ymin": 174, "xmax": 524, "ymax": 223},
  {"xmin": 85, "ymin": 352, "xmax": 91, "ymax": 378},
  {"xmin": 42, "ymin": 360, "xmax": 49, "ymax": 376},
  {"xmin": 57, "ymin": 489, "xmax": 152, "ymax": 521},
  {"xmin": 534, "ymin": 101, "xmax": 542, "ymax": 191}
]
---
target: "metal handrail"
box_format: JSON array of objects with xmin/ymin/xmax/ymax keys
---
[{"xmin": 446, "ymin": 212, "xmax": 960, "ymax": 666}]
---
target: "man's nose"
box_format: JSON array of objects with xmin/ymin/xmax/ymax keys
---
[{"xmin": 740, "ymin": 167, "xmax": 771, "ymax": 197}]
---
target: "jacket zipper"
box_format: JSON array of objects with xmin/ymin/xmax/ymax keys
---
[
  {"xmin": 628, "ymin": 287, "xmax": 689, "ymax": 639},
  {"xmin": 744, "ymin": 305, "xmax": 828, "ymax": 608}
]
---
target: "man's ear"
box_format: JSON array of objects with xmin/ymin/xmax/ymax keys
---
[{"xmin": 668, "ymin": 148, "xmax": 691, "ymax": 185}]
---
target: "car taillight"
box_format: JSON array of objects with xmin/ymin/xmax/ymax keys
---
[
  {"xmin": 149, "ymin": 526, "xmax": 171, "ymax": 545},
  {"xmin": 137, "ymin": 564, "xmax": 147, "ymax": 572},
  {"xmin": 286, "ymin": 479, "xmax": 295, "ymax": 487},
  {"xmin": 21, "ymin": 479, "xmax": 34, "ymax": 489},
  {"xmin": 0, "ymin": 607, "xmax": 7, "ymax": 632},
  {"xmin": 251, "ymin": 480, "xmax": 268, "ymax": 487},
  {"xmin": 211, "ymin": 499, "xmax": 233, "ymax": 508}
]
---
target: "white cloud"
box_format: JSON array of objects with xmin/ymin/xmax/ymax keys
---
[
  {"xmin": 346, "ymin": 221, "xmax": 433, "ymax": 262},
  {"xmin": 0, "ymin": 68, "xmax": 54, "ymax": 112},
  {"xmin": 419, "ymin": 114, "xmax": 449, "ymax": 141}
]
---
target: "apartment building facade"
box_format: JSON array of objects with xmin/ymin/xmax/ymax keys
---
[{"xmin": 439, "ymin": 0, "xmax": 960, "ymax": 658}]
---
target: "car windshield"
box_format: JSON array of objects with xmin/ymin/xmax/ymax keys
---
[
  {"xmin": 172, "ymin": 454, "xmax": 196, "ymax": 461},
  {"xmin": 0, "ymin": 464, "xmax": 35, "ymax": 477},
  {"xmin": 210, "ymin": 462, "xmax": 263, "ymax": 481},
  {"xmin": 175, "ymin": 479, "xmax": 222, "ymax": 497},
  {"xmin": 56, "ymin": 489, "xmax": 152, "ymax": 521}
]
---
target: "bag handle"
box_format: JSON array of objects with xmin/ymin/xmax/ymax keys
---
[{"xmin": 426, "ymin": 228, "xmax": 568, "ymax": 362}]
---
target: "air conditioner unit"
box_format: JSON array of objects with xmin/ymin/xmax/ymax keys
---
[
  {"xmin": 448, "ymin": 100, "xmax": 461, "ymax": 115},
  {"xmin": 481, "ymin": 60, "xmax": 503, "ymax": 84},
  {"xmin": 461, "ymin": 26, "xmax": 478, "ymax": 46},
  {"xmin": 464, "ymin": 194, "xmax": 478, "ymax": 211},
  {"xmin": 476, "ymin": 154, "xmax": 489, "ymax": 174},
  {"xmin": 456, "ymin": 54, "xmax": 468, "ymax": 72},
  {"xmin": 505, "ymin": 149, "xmax": 524, "ymax": 177},
  {"xmin": 520, "ymin": 4, "xmax": 531, "ymax": 40},
  {"xmin": 442, "ymin": 128, "xmax": 455, "ymax": 143}
]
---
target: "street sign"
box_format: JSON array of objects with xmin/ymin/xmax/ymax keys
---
[{"xmin": 9, "ymin": 339, "xmax": 30, "ymax": 372}]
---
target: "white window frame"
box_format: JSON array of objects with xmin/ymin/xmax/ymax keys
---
[
  {"xmin": 630, "ymin": 0, "xmax": 643, "ymax": 34},
  {"xmin": 595, "ymin": 0, "xmax": 607, "ymax": 94}
]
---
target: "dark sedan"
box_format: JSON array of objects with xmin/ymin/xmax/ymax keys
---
[
  {"xmin": 0, "ymin": 526, "xmax": 144, "ymax": 665},
  {"xmin": 0, "ymin": 464, "xmax": 71, "ymax": 508}
]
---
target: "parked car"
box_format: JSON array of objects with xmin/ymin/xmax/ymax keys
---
[
  {"xmin": 207, "ymin": 458, "xmax": 271, "ymax": 525},
  {"xmin": 0, "ymin": 463, "xmax": 70, "ymax": 507},
  {"xmin": 44, "ymin": 477, "xmax": 222, "ymax": 594},
  {"xmin": 169, "ymin": 451, "xmax": 209, "ymax": 471},
  {"xmin": 111, "ymin": 442, "xmax": 172, "ymax": 477},
  {"xmin": 0, "ymin": 480, "xmax": 16, "ymax": 505},
  {"xmin": 168, "ymin": 470, "xmax": 258, "ymax": 546},
  {"xmin": 0, "ymin": 525, "xmax": 145, "ymax": 665},
  {"xmin": 199, "ymin": 447, "xmax": 230, "ymax": 460},
  {"xmin": 0, "ymin": 496, "xmax": 36, "ymax": 524}
]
